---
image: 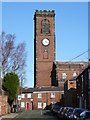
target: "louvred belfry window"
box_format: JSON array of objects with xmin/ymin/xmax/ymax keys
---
[{"xmin": 41, "ymin": 19, "xmax": 50, "ymax": 34}]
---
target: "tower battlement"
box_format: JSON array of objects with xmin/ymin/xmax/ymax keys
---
[{"xmin": 35, "ymin": 10, "xmax": 55, "ymax": 17}]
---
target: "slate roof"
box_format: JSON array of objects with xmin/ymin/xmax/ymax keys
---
[{"xmin": 22, "ymin": 87, "xmax": 64, "ymax": 93}]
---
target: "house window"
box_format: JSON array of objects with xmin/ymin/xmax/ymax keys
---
[
  {"xmin": 73, "ymin": 72, "xmax": 77, "ymax": 77},
  {"xmin": 88, "ymin": 71, "xmax": 90, "ymax": 88},
  {"xmin": 51, "ymin": 93, "xmax": 55, "ymax": 98},
  {"xmin": 38, "ymin": 102, "xmax": 42, "ymax": 108},
  {"xmin": 38, "ymin": 93, "xmax": 42, "ymax": 98},
  {"xmin": 27, "ymin": 93, "xmax": 31, "ymax": 98},
  {"xmin": 62, "ymin": 72, "xmax": 67, "ymax": 80},
  {"xmin": 41, "ymin": 19, "xmax": 50, "ymax": 34},
  {"xmin": 81, "ymin": 75, "xmax": 83, "ymax": 92},
  {"xmin": 21, "ymin": 102, "xmax": 25, "ymax": 108},
  {"xmin": 21, "ymin": 94, "xmax": 25, "ymax": 98}
]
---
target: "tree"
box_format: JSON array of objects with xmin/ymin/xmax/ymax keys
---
[
  {"xmin": 2, "ymin": 72, "xmax": 19, "ymax": 106},
  {"xmin": 1, "ymin": 32, "xmax": 26, "ymax": 81}
]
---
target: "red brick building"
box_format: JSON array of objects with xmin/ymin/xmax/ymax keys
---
[
  {"xmin": 56, "ymin": 61, "xmax": 87, "ymax": 88},
  {"xmin": 20, "ymin": 10, "xmax": 88, "ymax": 110},
  {"xmin": 64, "ymin": 78, "xmax": 77, "ymax": 107},
  {"xmin": 20, "ymin": 87, "xmax": 64, "ymax": 110},
  {"xmin": 76, "ymin": 63, "xmax": 90, "ymax": 110},
  {"xmin": 34, "ymin": 10, "xmax": 56, "ymax": 88},
  {"xmin": 56, "ymin": 62, "xmax": 88, "ymax": 108}
]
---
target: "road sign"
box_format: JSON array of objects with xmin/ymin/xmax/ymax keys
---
[{"xmin": 18, "ymin": 95, "xmax": 21, "ymax": 101}]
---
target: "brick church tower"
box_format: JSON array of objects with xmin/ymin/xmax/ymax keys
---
[{"xmin": 34, "ymin": 10, "xmax": 56, "ymax": 88}]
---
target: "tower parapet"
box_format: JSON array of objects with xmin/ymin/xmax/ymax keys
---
[{"xmin": 34, "ymin": 10, "xmax": 55, "ymax": 17}]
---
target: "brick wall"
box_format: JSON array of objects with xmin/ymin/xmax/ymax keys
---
[
  {"xmin": 20, "ymin": 91, "xmax": 64, "ymax": 110},
  {"xmin": 34, "ymin": 10, "xmax": 55, "ymax": 88},
  {"xmin": 0, "ymin": 95, "xmax": 9, "ymax": 115},
  {"xmin": 56, "ymin": 62, "xmax": 88, "ymax": 88}
]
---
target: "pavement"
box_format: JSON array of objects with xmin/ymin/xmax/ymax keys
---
[
  {"xmin": 0, "ymin": 110, "xmax": 60, "ymax": 120},
  {"xmin": 0, "ymin": 112, "xmax": 21, "ymax": 120}
]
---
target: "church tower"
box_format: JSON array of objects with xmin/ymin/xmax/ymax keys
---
[{"xmin": 34, "ymin": 10, "xmax": 56, "ymax": 88}]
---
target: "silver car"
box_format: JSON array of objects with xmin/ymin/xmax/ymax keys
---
[{"xmin": 80, "ymin": 111, "xmax": 90, "ymax": 120}]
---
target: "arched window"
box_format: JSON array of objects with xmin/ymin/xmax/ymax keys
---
[
  {"xmin": 43, "ymin": 50, "xmax": 48, "ymax": 59},
  {"xmin": 41, "ymin": 19, "xmax": 50, "ymax": 34}
]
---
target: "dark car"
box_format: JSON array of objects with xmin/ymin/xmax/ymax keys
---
[
  {"xmin": 53, "ymin": 105, "xmax": 61, "ymax": 115},
  {"xmin": 80, "ymin": 111, "xmax": 90, "ymax": 120},
  {"xmin": 51, "ymin": 103, "xmax": 55, "ymax": 112},
  {"xmin": 65, "ymin": 107, "xmax": 74, "ymax": 118},
  {"xmin": 70, "ymin": 108, "xmax": 84, "ymax": 120},
  {"xmin": 63, "ymin": 107, "xmax": 71, "ymax": 117},
  {"xmin": 59, "ymin": 107, "xmax": 65, "ymax": 116}
]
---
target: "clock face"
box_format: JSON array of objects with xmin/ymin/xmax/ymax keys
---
[{"xmin": 42, "ymin": 38, "xmax": 50, "ymax": 46}]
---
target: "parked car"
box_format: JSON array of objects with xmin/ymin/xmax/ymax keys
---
[
  {"xmin": 70, "ymin": 108, "xmax": 84, "ymax": 120},
  {"xmin": 65, "ymin": 107, "xmax": 74, "ymax": 118},
  {"xmin": 80, "ymin": 111, "xmax": 90, "ymax": 120},
  {"xmin": 58, "ymin": 107, "xmax": 64, "ymax": 115},
  {"xmin": 63, "ymin": 107, "xmax": 71, "ymax": 117},
  {"xmin": 53, "ymin": 105, "xmax": 61, "ymax": 115},
  {"xmin": 58, "ymin": 107, "xmax": 63, "ymax": 114},
  {"xmin": 51, "ymin": 103, "xmax": 55, "ymax": 112}
]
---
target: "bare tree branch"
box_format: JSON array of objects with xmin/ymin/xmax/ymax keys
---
[{"xmin": 1, "ymin": 32, "xmax": 27, "ymax": 81}]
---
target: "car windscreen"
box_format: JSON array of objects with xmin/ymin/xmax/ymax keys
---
[{"xmin": 74, "ymin": 109, "xmax": 83, "ymax": 115}]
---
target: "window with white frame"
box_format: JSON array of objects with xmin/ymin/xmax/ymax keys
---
[
  {"xmin": 81, "ymin": 75, "xmax": 83, "ymax": 92},
  {"xmin": 51, "ymin": 93, "xmax": 55, "ymax": 98},
  {"xmin": 38, "ymin": 102, "xmax": 42, "ymax": 108},
  {"xmin": 27, "ymin": 93, "xmax": 31, "ymax": 98},
  {"xmin": 73, "ymin": 72, "xmax": 77, "ymax": 77},
  {"xmin": 38, "ymin": 93, "xmax": 42, "ymax": 98},
  {"xmin": 21, "ymin": 94, "xmax": 25, "ymax": 98},
  {"xmin": 62, "ymin": 72, "xmax": 67, "ymax": 80},
  {"xmin": 21, "ymin": 102, "xmax": 25, "ymax": 108},
  {"xmin": 88, "ymin": 70, "xmax": 90, "ymax": 88}
]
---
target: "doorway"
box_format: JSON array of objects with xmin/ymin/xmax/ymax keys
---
[{"xmin": 26, "ymin": 102, "xmax": 29, "ymax": 110}]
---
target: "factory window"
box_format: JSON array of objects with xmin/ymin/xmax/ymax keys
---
[
  {"xmin": 51, "ymin": 93, "xmax": 55, "ymax": 98},
  {"xmin": 62, "ymin": 72, "xmax": 67, "ymax": 80},
  {"xmin": 73, "ymin": 72, "xmax": 77, "ymax": 77}
]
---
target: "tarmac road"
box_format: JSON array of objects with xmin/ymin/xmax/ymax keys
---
[{"xmin": 16, "ymin": 110, "xmax": 59, "ymax": 120}]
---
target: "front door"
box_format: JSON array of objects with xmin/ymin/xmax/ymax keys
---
[{"xmin": 26, "ymin": 102, "xmax": 29, "ymax": 110}]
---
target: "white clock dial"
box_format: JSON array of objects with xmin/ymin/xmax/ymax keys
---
[{"xmin": 42, "ymin": 38, "xmax": 49, "ymax": 46}]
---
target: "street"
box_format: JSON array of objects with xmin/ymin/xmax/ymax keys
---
[{"xmin": 15, "ymin": 110, "xmax": 59, "ymax": 120}]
